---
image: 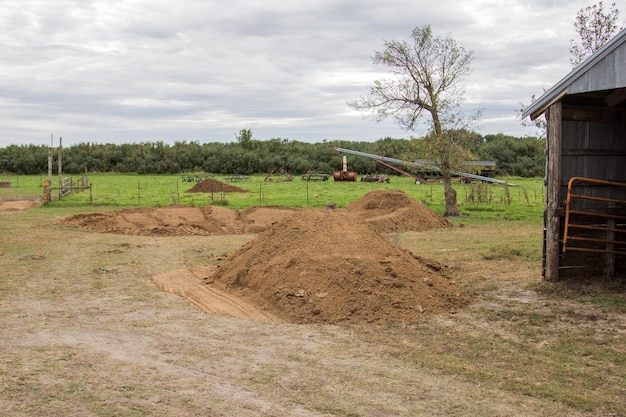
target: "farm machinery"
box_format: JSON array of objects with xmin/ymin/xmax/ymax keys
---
[
  {"xmin": 264, "ymin": 169, "xmax": 293, "ymax": 182},
  {"xmin": 301, "ymin": 171, "xmax": 330, "ymax": 181},
  {"xmin": 361, "ymin": 174, "xmax": 390, "ymax": 183},
  {"xmin": 332, "ymin": 155, "xmax": 358, "ymax": 181},
  {"xmin": 333, "ymin": 147, "xmax": 514, "ymax": 186}
]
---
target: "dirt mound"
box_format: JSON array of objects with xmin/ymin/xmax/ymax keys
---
[
  {"xmin": 212, "ymin": 209, "xmax": 471, "ymax": 324},
  {"xmin": 187, "ymin": 178, "xmax": 249, "ymax": 193},
  {"xmin": 62, "ymin": 205, "xmax": 297, "ymax": 236},
  {"xmin": 61, "ymin": 190, "xmax": 468, "ymax": 323},
  {"xmin": 346, "ymin": 189, "xmax": 451, "ymax": 233},
  {"xmin": 62, "ymin": 190, "xmax": 448, "ymax": 238}
]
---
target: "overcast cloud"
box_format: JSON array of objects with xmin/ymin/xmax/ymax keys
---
[{"xmin": 1, "ymin": 0, "xmax": 623, "ymax": 146}]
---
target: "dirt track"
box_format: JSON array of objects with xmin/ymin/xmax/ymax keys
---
[
  {"xmin": 0, "ymin": 199, "xmax": 41, "ymax": 211},
  {"xmin": 152, "ymin": 265, "xmax": 283, "ymax": 322}
]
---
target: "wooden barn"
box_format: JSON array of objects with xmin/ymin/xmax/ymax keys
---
[{"xmin": 523, "ymin": 29, "xmax": 626, "ymax": 282}]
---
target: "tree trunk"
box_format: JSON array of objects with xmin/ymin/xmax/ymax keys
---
[
  {"xmin": 443, "ymin": 176, "xmax": 459, "ymax": 217},
  {"xmin": 432, "ymin": 115, "xmax": 459, "ymax": 217}
]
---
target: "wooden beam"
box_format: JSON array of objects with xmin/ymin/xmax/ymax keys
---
[
  {"xmin": 545, "ymin": 102, "xmax": 562, "ymax": 282},
  {"xmin": 530, "ymin": 89, "xmax": 567, "ymax": 121},
  {"xmin": 562, "ymin": 105, "xmax": 626, "ymax": 122},
  {"xmin": 562, "ymin": 149, "xmax": 626, "ymax": 156},
  {"xmin": 605, "ymin": 87, "xmax": 626, "ymax": 107}
]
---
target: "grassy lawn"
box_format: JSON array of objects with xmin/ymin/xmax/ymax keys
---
[{"xmin": 0, "ymin": 173, "xmax": 545, "ymax": 225}]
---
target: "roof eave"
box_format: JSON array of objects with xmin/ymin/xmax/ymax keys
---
[
  {"xmin": 527, "ymin": 89, "xmax": 568, "ymax": 120},
  {"xmin": 522, "ymin": 28, "xmax": 626, "ymax": 120}
]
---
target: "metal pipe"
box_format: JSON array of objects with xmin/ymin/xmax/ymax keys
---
[{"xmin": 333, "ymin": 147, "xmax": 514, "ymax": 186}]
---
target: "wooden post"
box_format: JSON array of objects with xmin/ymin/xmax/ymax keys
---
[
  {"xmin": 605, "ymin": 218, "xmax": 616, "ymax": 277},
  {"xmin": 47, "ymin": 134, "xmax": 53, "ymax": 202},
  {"xmin": 544, "ymin": 102, "xmax": 562, "ymax": 282},
  {"xmin": 57, "ymin": 137, "xmax": 63, "ymax": 200}
]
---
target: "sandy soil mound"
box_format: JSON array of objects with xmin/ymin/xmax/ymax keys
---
[
  {"xmin": 186, "ymin": 178, "xmax": 249, "ymax": 193},
  {"xmin": 212, "ymin": 209, "xmax": 471, "ymax": 324},
  {"xmin": 62, "ymin": 190, "xmax": 448, "ymax": 237},
  {"xmin": 62, "ymin": 205, "xmax": 298, "ymax": 236},
  {"xmin": 62, "ymin": 190, "xmax": 468, "ymax": 323},
  {"xmin": 346, "ymin": 189, "xmax": 451, "ymax": 233}
]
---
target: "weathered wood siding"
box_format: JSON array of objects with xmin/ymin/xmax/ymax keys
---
[
  {"xmin": 560, "ymin": 120, "xmax": 626, "ymax": 210},
  {"xmin": 557, "ymin": 118, "xmax": 626, "ymax": 278}
]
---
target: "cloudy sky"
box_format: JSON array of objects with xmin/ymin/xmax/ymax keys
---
[{"xmin": 1, "ymin": 0, "xmax": 624, "ymax": 147}]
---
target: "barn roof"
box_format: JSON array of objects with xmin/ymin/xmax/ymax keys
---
[{"xmin": 522, "ymin": 28, "xmax": 626, "ymax": 120}]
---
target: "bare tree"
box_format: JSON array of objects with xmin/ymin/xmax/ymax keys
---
[
  {"xmin": 517, "ymin": 93, "xmax": 547, "ymax": 138},
  {"xmin": 569, "ymin": 1, "xmax": 624, "ymax": 67},
  {"xmin": 349, "ymin": 25, "xmax": 474, "ymax": 217},
  {"xmin": 520, "ymin": 2, "xmax": 623, "ymax": 135}
]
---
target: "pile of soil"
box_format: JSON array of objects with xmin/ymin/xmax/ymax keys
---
[
  {"xmin": 62, "ymin": 190, "xmax": 448, "ymax": 237},
  {"xmin": 63, "ymin": 189, "xmax": 470, "ymax": 323},
  {"xmin": 62, "ymin": 205, "xmax": 297, "ymax": 236},
  {"xmin": 212, "ymin": 209, "xmax": 470, "ymax": 324},
  {"xmin": 346, "ymin": 189, "xmax": 451, "ymax": 233},
  {"xmin": 187, "ymin": 178, "xmax": 249, "ymax": 193}
]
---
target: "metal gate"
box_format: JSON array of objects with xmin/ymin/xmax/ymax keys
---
[{"xmin": 562, "ymin": 177, "xmax": 626, "ymax": 257}]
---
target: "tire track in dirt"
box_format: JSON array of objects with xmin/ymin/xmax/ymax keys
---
[{"xmin": 152, "ymin": 265, "xmax": 284, "ymax": 323}]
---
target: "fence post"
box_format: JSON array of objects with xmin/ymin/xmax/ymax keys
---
[{"xmin": 57, "ymin": 137, "xmax": 62, "ymax": 200}]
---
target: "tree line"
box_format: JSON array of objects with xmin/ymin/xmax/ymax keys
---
[{"xmin": 0, "ymin": 133, "xmax": 544, "ymax": 178}]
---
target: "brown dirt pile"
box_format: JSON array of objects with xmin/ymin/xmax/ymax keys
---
[
  {"xmin": 186, "ymin": 178, "xmax": 249, "ymax": 193},
  {"xmin": 346, "ymin": 189, "xmax": 451, "ymax": 233},
  {"xmin": 212, "ymin": 209, "xmax": 470, "ymax": 324},
  {"xmin": 62, "ymin": 205, "xmax": 297, "ymax": 236},
  {"xmin": 62, "ymin": 190, "xmax": 449, "ymax": 237},
  {"xmin": 62, "ymin": 189, "xmax": 470, "ymax": 323}
]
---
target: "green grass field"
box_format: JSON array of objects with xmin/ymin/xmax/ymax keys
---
[{"xmin": 0, "ymin": 173, "xmax": 545, "ymax": 224}]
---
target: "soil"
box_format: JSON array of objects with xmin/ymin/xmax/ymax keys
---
[
  {"xmin": 212, "ymin": 209, "xmax": 469, "ymax": 324},
  {"xmin": 346, "ymin": 189, "xmax": 451, "ymax": 233},
  {"xmin": 186, "ymin": 178, "xmax": 249, "ymax": 193},
  {"xmin": 63, "ymin": 189, "xmax": 463, "ymax": 324},
  {"xmin": 0, "ymin": 196, "xmax": 41, "ymax": 211},
  {"xmin": 62, "ymin": 205, "xmax": 298, "ymax": 236},
  {"xmin": 62, "ymin": 189, "xmax": 449, "ymax": 237},
  {"xmin": 3, "ymin": 192, "xmax": 624, "ymax": 416},
  {"xmin": 152, "ymin": 265, "xmax": 282, "ymax": 322}
]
